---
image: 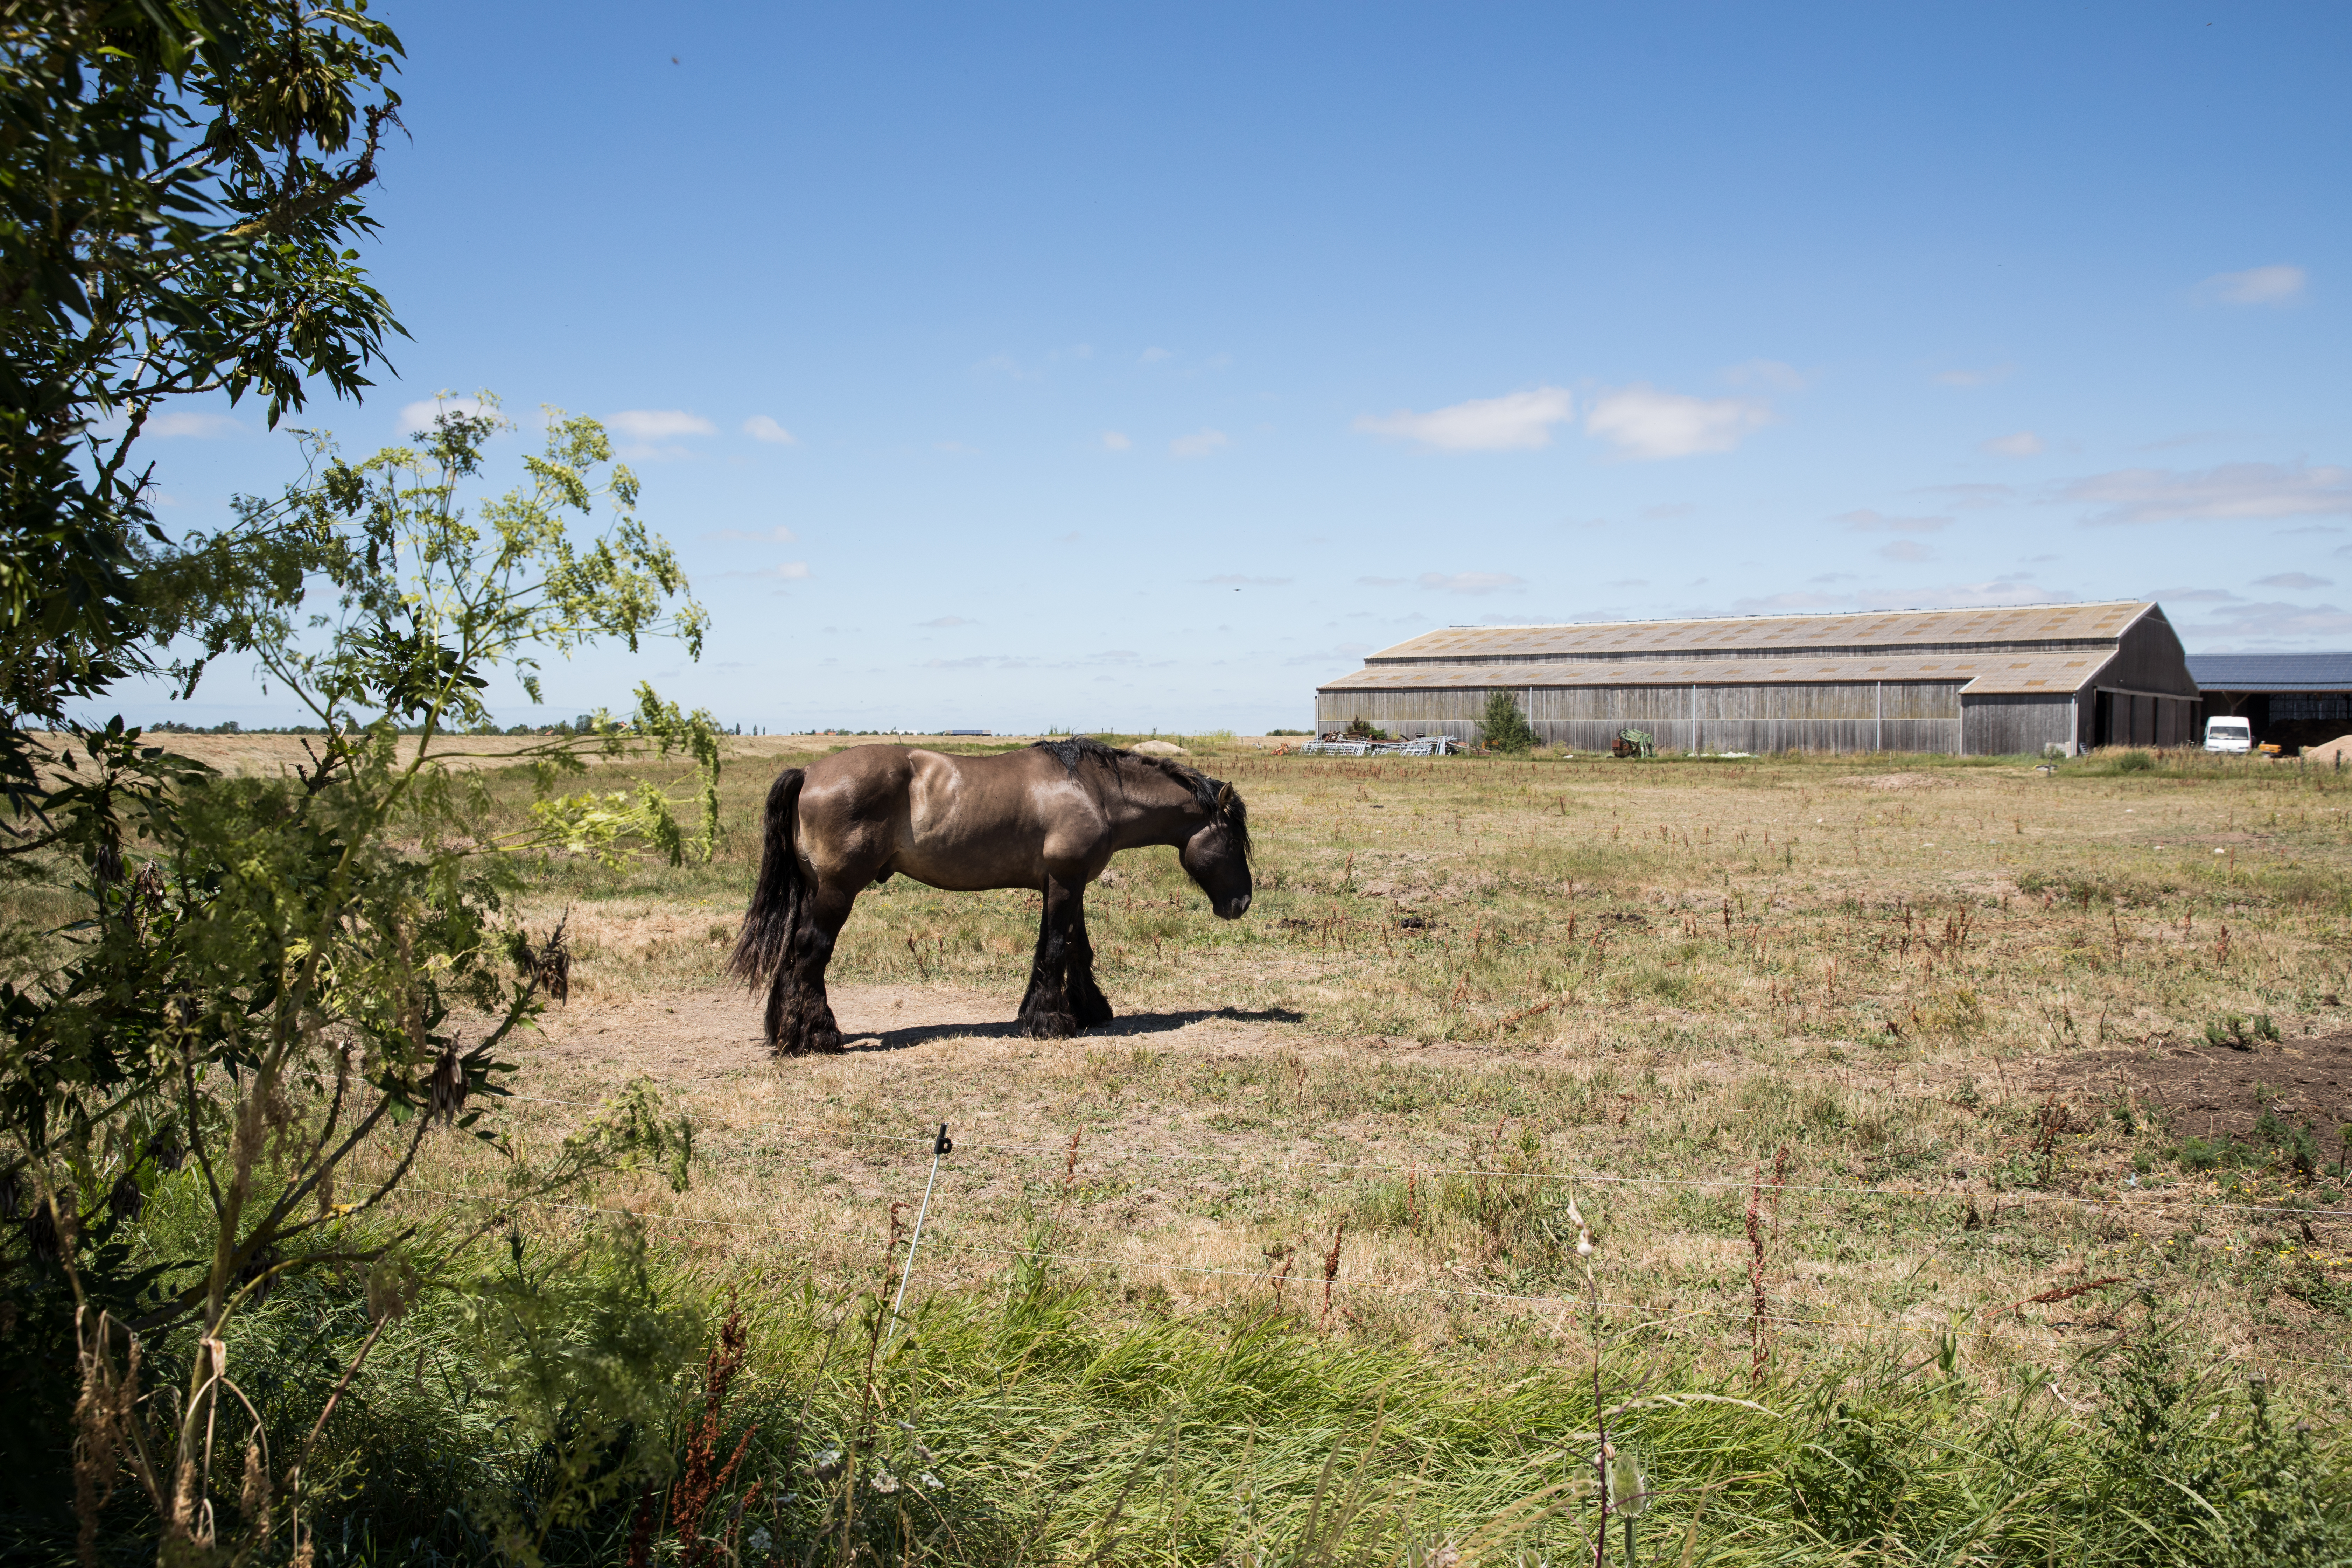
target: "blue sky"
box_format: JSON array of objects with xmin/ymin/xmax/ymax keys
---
[{"xmin": 118, "ymin": 1, "xmax": 2349, "ymax": 733}]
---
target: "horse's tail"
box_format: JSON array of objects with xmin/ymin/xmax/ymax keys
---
[{"xmin": 730, "ymin": 768, "xmax": 806, "ymax": 985}]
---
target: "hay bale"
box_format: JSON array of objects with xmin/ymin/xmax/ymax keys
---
[
  {"xmin": 1132, "ymin": 739, "xmax": 1188, "ymax": 757},
  {"xmin": 2306, "ymin": 733, "xmax": 2352, "ymax": 764}
]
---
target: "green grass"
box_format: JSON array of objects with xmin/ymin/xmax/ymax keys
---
[{"xmin": 31, "ymin": 1218, "xmax": 2351, "ymax": 1567}]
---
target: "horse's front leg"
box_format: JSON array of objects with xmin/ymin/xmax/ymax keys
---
[
  {"xmin": 1066, "ymin": 889, "xmax": 1114, "ymax": 1028},
  {"xmin": 1016, "ymin": 876, "xmax": 1081, "ymax": 1039},
  {"xmin": 767, "ymin": 879, "xmax": 852, "ymax": 1055}
]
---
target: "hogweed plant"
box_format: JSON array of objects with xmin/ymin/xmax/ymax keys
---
[{"xmin": 5, "ymin": 400, "xmax": 714, "ymax": 1563}]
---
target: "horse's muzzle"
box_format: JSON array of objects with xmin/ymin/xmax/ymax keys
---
[{"xmin": 1215, "ymin": 893, "xmax": 1251, "ymax": 920}]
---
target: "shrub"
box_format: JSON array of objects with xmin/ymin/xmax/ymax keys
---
[{"xmin": 1477, "ymin": 691, "xmax": 1539, "ymax": 754}]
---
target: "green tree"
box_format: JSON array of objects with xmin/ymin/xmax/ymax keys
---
[
  {"xmin": 1478, "ymin": 689, "xmax": 1538, "ymax": 754},
  {"xmin": 5, "ymin": 402, "xmax": 719, "ymax": 1562},
  {"xmin": 0, "ymin": 0, "xmax": 403, "ymax": 817}
]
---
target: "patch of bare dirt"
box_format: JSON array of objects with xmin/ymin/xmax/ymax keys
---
[
  {"xmin": 1842, "ymin": 772, "xmax": 1946, "ymax": 791},
  {"xmin": 2060, "ymin": 1033, "xmax": 2352, "ymax": 1142}
]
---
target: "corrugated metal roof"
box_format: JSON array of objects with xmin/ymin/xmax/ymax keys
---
[
  {"xmin": 1320, "ymin": 650, "xmax": 2115, "ymax": 695},
  {"xmin": 2186, "ymin": 653, "xmax": 2352, "ymax": 692},
  {"xmin": 1363, "ymin": 601, "xmax": 2151, "ymax": 664}
]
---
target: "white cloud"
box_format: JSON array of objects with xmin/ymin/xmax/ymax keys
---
[
  {"xmin": 2200, "ymin": 264, "xmax": 2306, "ymax": 306},
  {"xmin": 606, "ymin": 410, "xmax": 715, "ymax": 440},
  {"xmin": 398, "ymin": 395, "xmax": 489, "ymax": 435},
  {"xmin": 1418, "ymin": 571, "xmax": 1526, "ymax": 595},
  {"xmin": 1878, "ymin": 540, "xmax": 1935, "ymax": 563},
  {"xmin": 1839, "ymin": 509, "xmax": 1952, "ymax": 534},
  {"xmin": 702, "ymin": 526, "xmax": 798, "ymax": 544},
  {"xmin": 1981, "ymin": 430, "xmax": 2045, "ymax": 457},
  {"xmin": 1584, "ymin": 386, "xmax": 1770, "ymax": 459},
  {"xmin": 1934, "ymin": 364, "xmax": 2014, "ymax": 388},
  {"xmin": 1722, "ymin": 359, "xmax": 1809, "ymax": 391},
  {"xmin": 2254, "ymin": 572, "xmax": 2332, "ymax": 589},
  {"xmin": 1170, "ymin": 428, "xmax": 1227, "ymax": 458},
  {"xmin": 1354, "ymin": 386, "xmax": 1574, "ymax": 452},
  {"xmin": 1914, "ymin": 482, "xmax": 2015, "ymax": 509},
  {"xmin": 2065, "ymin": 463, "xmax": 2352, "ymax": 525},
  {"xmin": 1139, "ymin": 347, "xmax": 1172, "ymax": 364},
  {"xmin": 743, "ymin": 415, "xmax": 797, "ymax": 445},
  {"xmin": 918, "ymin": 615, "xmax": 978, "ymax": 627},
  {"xmin": 146, "ymin": 411, "xmax": 244, "ymax": 438},
  {"xmin": 1101, "ymin": 431, "xmax": 1131, "ymax": 451}
]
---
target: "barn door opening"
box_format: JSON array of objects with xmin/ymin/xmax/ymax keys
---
[{"xmin": 2094, "ymin": 689, "xmax": 2115, "ymax": 747}]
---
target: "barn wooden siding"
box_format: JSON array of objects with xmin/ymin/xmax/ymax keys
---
[
  {"xmin": 1319, "ymin": 680, "xmax": 1991, "ymax": 753},
  {"xmin": 1960, "ymin": 694, "xmax": 2075, "ymax": 756}
]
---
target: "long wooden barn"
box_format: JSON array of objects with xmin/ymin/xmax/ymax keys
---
[{"xmin": 1315, "ymin": 601, "xmax": 2197, "ymax": 756}]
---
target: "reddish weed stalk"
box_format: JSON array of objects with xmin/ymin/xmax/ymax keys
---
[
  {"xmin": 1319, "ymin": 1222, "xmax": 1346, "ymax": 1331},
  {"xmin": 630, "ymin": 1304, "xmax": 760, "ymax": 1568},
  {"xmin": 1744, "ymin": 1146, "xmax": 1789, "ymax": 1385}
]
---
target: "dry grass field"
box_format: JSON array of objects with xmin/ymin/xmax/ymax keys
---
[{"xmin": 232, "ymin": 730, "xmax": 2352, "ymax": 1414}]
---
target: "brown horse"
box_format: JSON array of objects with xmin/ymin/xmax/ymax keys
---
[{"xmin": 730, "ymin": 737, "xmax": 1253, "ymax": 1054}]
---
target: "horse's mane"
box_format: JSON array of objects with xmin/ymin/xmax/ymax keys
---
[{"xmin": 1030, "ymin": 737, "xmax": 1251, "ymax": 859}]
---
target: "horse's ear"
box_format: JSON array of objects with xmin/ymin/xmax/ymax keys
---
[{"xmin": 1217, "ymin": 782, "xmax": 1236, "ymax": 811}]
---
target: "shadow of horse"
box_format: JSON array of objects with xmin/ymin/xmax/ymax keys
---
[{"xmin": 839, "ymin": 1006, "xmax": 1308, "ymax": 1054}]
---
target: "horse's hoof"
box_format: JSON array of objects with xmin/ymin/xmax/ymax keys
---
[
  {"xmin": 811, "ymin": 1028, "xmax": 846, "ymax": 1054},
  {"xmin": 1073, "ymin": 996, "xmax": 1114, "ymax": 1028},
  {"xmin": 1019, "ymin": 1009, "xmax": 1078, "ymax": 1040}
]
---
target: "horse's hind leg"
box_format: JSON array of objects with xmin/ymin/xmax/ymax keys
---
[
  {"xmin": 769, "ymin": 880, "xmax": 853, "ymax": 1055},
  {"xmin": 1066, "ymin": 892, "xmax": 1113, "ymax": 1028},
  {"xmin": 1016, "ymin": 877, "xmax": 1081, "ymax": 1039}
]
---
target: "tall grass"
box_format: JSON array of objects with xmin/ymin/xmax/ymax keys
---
[{"xmin": 35, "ymin": 1224, "xmax": 2350, "ymax": 1567}]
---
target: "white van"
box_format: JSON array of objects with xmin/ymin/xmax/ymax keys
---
[{"xmin": 2204, "ymin": 717, "xmax": 2253, "ymax": 753}]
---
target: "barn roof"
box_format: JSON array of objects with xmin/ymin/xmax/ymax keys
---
[
  {"xmin": 2186, "ymin": 653, "xmax": 2352, "ymax": 692},
  {"xmin": 1317, "ymin": 601, "xmax": 2177, "ymax": 697},
  {"xmin": 1321, "ymin": 650, "xmax": 2116, "ymax": 695},
  {"xmin": 1360, "ymin": 601, "xmax": 2154, "ymax": 666}
]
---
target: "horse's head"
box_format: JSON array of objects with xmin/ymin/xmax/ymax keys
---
[{"xmin": 1180, "ymin": 778, "xmax": 1253, "ymax": 919}]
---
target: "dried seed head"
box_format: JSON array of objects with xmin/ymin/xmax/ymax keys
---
[
  {"xmin": 426, "ymin": 1043, "xmax": 467, "ymax": 1123},
  {"xmin": 366, "ymin": 1258, "xmax": 421, "ymax": 1323},
  {"xmin": 239, "ymin": 1436, "xmax": 272, "ymax": 1529},
  {"xmin": 1605, "ymin": 1450, "xmax": 1650, "ymax": 1518},
  {"xmin": 107, "ymin": 1173, "xmax": 144, "ymax": 1225},
  {"xmin": 25, "ymin": 1193, "xmax": 68, "ymax": 1263},
  {"xmin": 233, "ymin": 1246, "xmax": 279, "ymax": 1307}
]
